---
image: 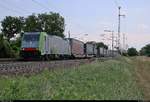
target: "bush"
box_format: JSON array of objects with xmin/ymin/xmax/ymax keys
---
[
  {"xmin": 10, "ymin": 38, "xmax": 21, "ymax": 57},
  {"xmin": 127, "ymin": 48, "xmax": 138, "ymax": 56},
  {"xmin": 140, "ymin": 44, "xmax": 150, "ymax": 57},
  {"xmin": 0, "ymin": 34, "xmax": 16, "ymax": 58}
]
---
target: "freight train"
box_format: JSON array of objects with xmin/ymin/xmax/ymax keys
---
[{"xmin": 20, "ymin": 32, "xmax": 119, "ymax": 60}]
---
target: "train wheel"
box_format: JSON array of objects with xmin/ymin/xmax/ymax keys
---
[
  {"xmin": 41, "ymin": 55, "xmax": 46, "ymax": 61},
  {"xmin": 51, "ymin": 55, "xmax": 55, "ymax": 60},
  {"xmin": 45, "ymin": 55, "xmax": 50, "ymax": 61}
]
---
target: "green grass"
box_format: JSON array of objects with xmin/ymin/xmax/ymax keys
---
[{"xmin": 0, "ymin": 57, "xmax": 144, "ymax": 100}]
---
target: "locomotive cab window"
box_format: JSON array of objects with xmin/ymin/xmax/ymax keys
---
[
  {"xmin": 21, "ymin": 33, "xmax": 40, "ymax": 48},
  {"xmin": 23, "ymin": 34, "xmax": 40, "ymax": 41}
]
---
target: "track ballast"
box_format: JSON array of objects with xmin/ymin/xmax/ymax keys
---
[{"xmin": 0, "ymin": 58, "xmax": 95, "ymax": 76}]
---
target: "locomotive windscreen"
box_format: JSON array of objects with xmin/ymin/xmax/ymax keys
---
[
  {"xmin": 21, "ymin": 33, "xmax": 40, "ymax": 48},
  {"xmin": 23, "ymin": 34, "xmax": 40, "ymax": 41}
]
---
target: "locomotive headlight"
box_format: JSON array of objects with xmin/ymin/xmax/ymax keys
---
[{"xmin": 36, "ymin": 48, "xmax": 39, "ymax": 51}]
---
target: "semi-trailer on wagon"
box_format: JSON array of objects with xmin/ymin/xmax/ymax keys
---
[{"xmin": 67, "ymin": 38, "xmax": 85, "ymax": 58}]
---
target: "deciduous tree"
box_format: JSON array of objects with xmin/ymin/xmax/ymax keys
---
[
  {"xmin": 38, "ymin": 12, "xmax": 65, "ymax": 37},
  {"xmin": 1, "ymin": 16, "xmax": 23, "ymax": 41},
  {"xmin": 140, "ymin": 44, "xmax": 150, "ymax": 57},
  {"xmin": 23, "ymin": 14, "xmax": 40, "ymax": 32},
  {"xmin": 127, "ymin": 47, "xmax": 138, "ymax": 56}
]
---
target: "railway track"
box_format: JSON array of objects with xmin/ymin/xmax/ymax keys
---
[
  {"xmin": 0, "ymin": 58, "xmax": 95, "ymax": 76},
  {"xmin": 0, "ymin": 58, "xmax": 18, "ymax": 62},
  {"xmin": 0, "ymin": 57, "xmax": 114, "ymax": 76}
]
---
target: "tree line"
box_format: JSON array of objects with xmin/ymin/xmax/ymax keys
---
[
  {"xmin": 1, "ymin": 12, "xmax": 65, "ymax": 41},
  {"xmin": 0, "ymin": 12, "xmax": 65, "ymax": 58},
  {"xmin": 126, "ymin": 44, "xmax": 150, "ymax": 57}
]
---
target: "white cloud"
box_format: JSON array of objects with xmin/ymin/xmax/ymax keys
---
[
  {"xmin": 137, "ymin": 24, "xmax": 149, "ymax": 31},
  {"xmin": 127, "ymin": 33, "xmax": 150, "ymax": 50}
]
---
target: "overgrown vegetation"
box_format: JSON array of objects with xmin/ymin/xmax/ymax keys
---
[
  {"xmin": 0, "ymin": 34, "xmax": 16, "ymax": 58},
  {"xmin": 0, "ymin": 57, "xmax": 143, "ymax": 100},
  {"xmin": 10, "ymin": 38, "xmax": 21, "ymax": 58}
]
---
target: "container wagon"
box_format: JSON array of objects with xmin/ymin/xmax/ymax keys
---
[
  {"xmin": 84, "ymin": 42, "xmax": 96, "ymax": 58},
  {"xmin": 97, "ymin": 47, "xmax": 105, "ymax": 57},
  {"xmin": 103, "ymin": 48, "xmax": 108, "ymax": 57},
  {"xmin": 93, "ymin": 44, "xmax": 97, "ymax": 57},
  {"xmin": 107, "ymin": 50, "xmax": 112, "ymax": 57},
  {"xmin": 113, "ymin": 50, "xmax": 120, "ymax": 57}
]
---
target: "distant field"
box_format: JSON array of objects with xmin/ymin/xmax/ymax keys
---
[{"xmin": 0, "ymin": 57, "xmax": 145, "ymax": 100}]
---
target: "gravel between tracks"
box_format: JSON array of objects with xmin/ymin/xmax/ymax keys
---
[{"xmin": 0, "ymin": 59, "xmax": 95, "ymax": 76}]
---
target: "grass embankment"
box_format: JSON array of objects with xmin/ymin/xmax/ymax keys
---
[{"xmin": 0, "ymin": 57, "xmax": 144, "ymax": 100}]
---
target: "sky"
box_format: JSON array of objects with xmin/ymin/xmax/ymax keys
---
[{"xmin": 0, "ymin": 0, "xmax": 150, "ymax": 51}]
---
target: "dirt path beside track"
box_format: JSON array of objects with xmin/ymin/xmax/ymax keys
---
[{"xmin": 133, "ymin": 56, "xmax": 150, "ymax": 100}]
